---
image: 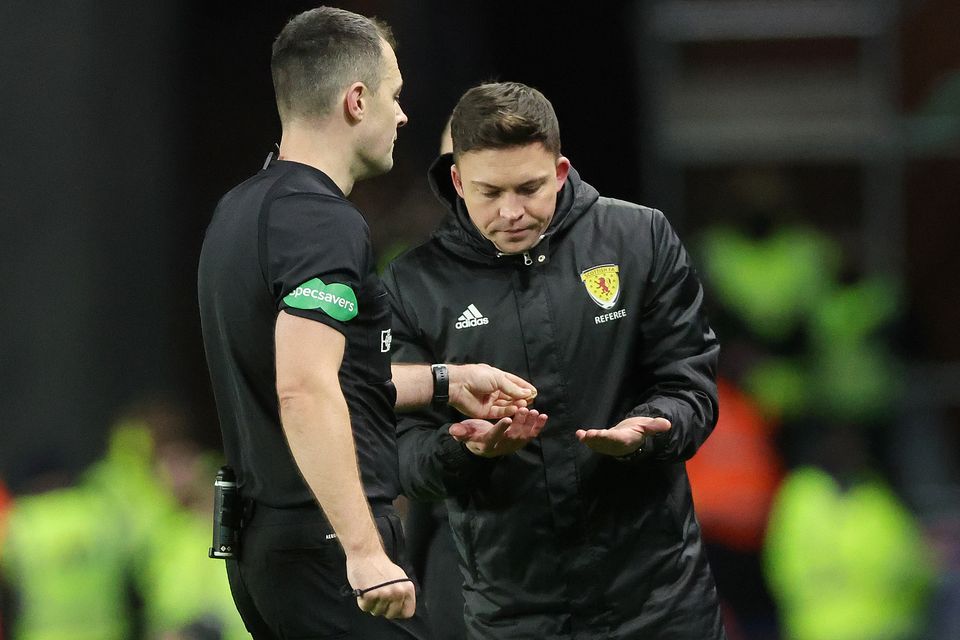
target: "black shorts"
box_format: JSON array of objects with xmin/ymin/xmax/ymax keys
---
[{"xmin": 225, "ymin": 504, "xmax": 432, "ymax": 639}]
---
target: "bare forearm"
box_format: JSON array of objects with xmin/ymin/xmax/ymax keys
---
[
  {"xmin": 273, "ymin": 312, "xmax": 414, "ymax": 616},
  {"xmin": 391, "ymin": 363, "xmax": 434, "ymax": 412},
  {"xmin": 393, "ymin": 362, "xmax": 538, "ymax": 420},
  {"xmin": 280, "ymin": 387, "xmax": 382, "ymax": 557}
]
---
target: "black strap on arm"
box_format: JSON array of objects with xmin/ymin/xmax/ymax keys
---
[
  {"xmin": 430, "ymin": 363, "xmax": 449, "ymax": 409},
  {"xmin": 339, "ymin": 578, "xmax": 414, "ymax": 599}
]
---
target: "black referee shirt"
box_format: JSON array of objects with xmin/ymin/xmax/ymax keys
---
[{"xmin": 198, "ymin": 158, "xmax": 399, "ymax": 509}]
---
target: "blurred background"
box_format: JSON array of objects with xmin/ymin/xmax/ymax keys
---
[{"xmin": 1, "ymin": 0, "xmax": 958, "ymax": 638}]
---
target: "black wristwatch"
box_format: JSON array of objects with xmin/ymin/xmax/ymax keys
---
[{"xmin": 431, "ymin": 364, "xmax": 449, "ymax": 409}]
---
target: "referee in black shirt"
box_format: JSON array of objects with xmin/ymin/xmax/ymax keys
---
[{"xmin": 198, "ymin": 8, "xmax": 537, "ymax": 639}]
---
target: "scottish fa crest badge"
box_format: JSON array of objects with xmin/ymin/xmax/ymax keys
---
[{"xmin": 580, "ymin": 264, "xmax": 621, "ymax": 309}]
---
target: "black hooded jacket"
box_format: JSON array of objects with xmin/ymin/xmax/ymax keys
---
[{"xmin": 383, "ymin": 155, "xmax": 724, "ymax": 639}]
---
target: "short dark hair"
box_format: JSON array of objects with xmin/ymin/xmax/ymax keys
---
[
  {"xmin": 271, "ymin": 6, "xmax": 395, "ymax": 122},
  {"xmin": 451, "ymin": 82, "xmax": 561, "ymax": 159}
]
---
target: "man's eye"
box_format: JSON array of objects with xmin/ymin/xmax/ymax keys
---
[
  {"xmin": 481, "ymin": 191, "xmax": 499, "ymax": 199},
  {"xmin": 518, "ymin": 186, "xmax": 538, "ymax": 196}
]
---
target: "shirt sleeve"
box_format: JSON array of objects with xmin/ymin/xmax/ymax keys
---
[
  {"xmin": 625, "ymin": 209, "xmax": 720, "ymax": 463},
  {"xmin": 264, "ymin": 193, "xmax": 371, "ymax": 333}
]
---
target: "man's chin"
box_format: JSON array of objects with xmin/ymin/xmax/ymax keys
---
[
  {"xmin": 359, "ymin": 156, "xmax": 394, "ymax": 181},
  {"xmin": 492, "ymin": 235, "xmax": 537, "ymax": 255}
]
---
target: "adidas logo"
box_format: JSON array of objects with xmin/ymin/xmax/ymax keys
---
[{"xmin": 455, "ymin": 304, "xmax": 489, "ymax": 330}]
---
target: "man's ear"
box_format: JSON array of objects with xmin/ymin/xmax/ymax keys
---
[
  {"xmin": 344, "ymin": 82, "xmax": 366, "ymax": 122},
  {"xmin": 555, "ymin": 156, "xmax": 571, "ymax": 191},
  {"xmin": 451, "ymin": 163, "xmax": 466, "ymax": 199}
]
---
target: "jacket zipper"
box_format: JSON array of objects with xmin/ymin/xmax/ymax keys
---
[{"xmin": 497, "ymin": 251, "xmax": 534, "ymax": 266}]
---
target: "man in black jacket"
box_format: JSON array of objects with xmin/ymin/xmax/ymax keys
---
[{"xmin": 384, "ymin": 82, "xmax": 725, "ymax": 639}]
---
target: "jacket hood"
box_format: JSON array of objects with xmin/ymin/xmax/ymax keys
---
[{"xmin": 427, "ymin": 153, "xmax": 600, "ymax": 264}]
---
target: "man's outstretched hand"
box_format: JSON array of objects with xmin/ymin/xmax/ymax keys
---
[
  {"xmin": 449, "ymin": 364, "xmax": 537, "ymax": 419},
  {"xmin": 575, "ymin": 416, "xmax": 671, "ymax": 457},
  {"xmin": 449, "ymin": 407, "xmax": 547, "ymax": 457}
]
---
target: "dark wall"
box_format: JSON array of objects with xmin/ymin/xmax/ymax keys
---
[{"xmin": 1, "ymin": 1, "xmax": 182, "ymax": 485}]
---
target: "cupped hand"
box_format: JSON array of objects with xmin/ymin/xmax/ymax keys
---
[
  {"xmin": 448, "ymin": 407, "xmax": 548, "ymax": 457},
  {"xmin": 575, "ymin": 416, "xmax": 671, "ymax": 457}
]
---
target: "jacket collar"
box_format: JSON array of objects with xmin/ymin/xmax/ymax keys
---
[{"xmin": 427, "ymin": 153, "xmax": 599, "ymax": 265}]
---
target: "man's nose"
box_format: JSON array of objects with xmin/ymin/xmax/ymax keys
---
[
  {"xmin": 396, "ymin": 104, "xmax": 408, "ymax": 128},
  {"xmin": 499, "ymin": 196, "xmax": 524, "ymax": 221}
]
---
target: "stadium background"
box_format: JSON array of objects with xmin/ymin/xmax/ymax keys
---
[{"xmin": 1, "ymin": 1, "xmax": 958, "ymax": 638}]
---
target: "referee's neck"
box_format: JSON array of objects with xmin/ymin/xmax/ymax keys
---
[{"xmin": 278, "ymin": 123, "xmax": 356, "ymax": 196}]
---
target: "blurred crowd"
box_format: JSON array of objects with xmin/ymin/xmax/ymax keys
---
[
  {"xmin": 0, "ymin": 398, "xmax": 246, "ymax": 640},
  {"xmin": 685, "ymin": 192, "xmax": 956, "ymax": 640}
]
